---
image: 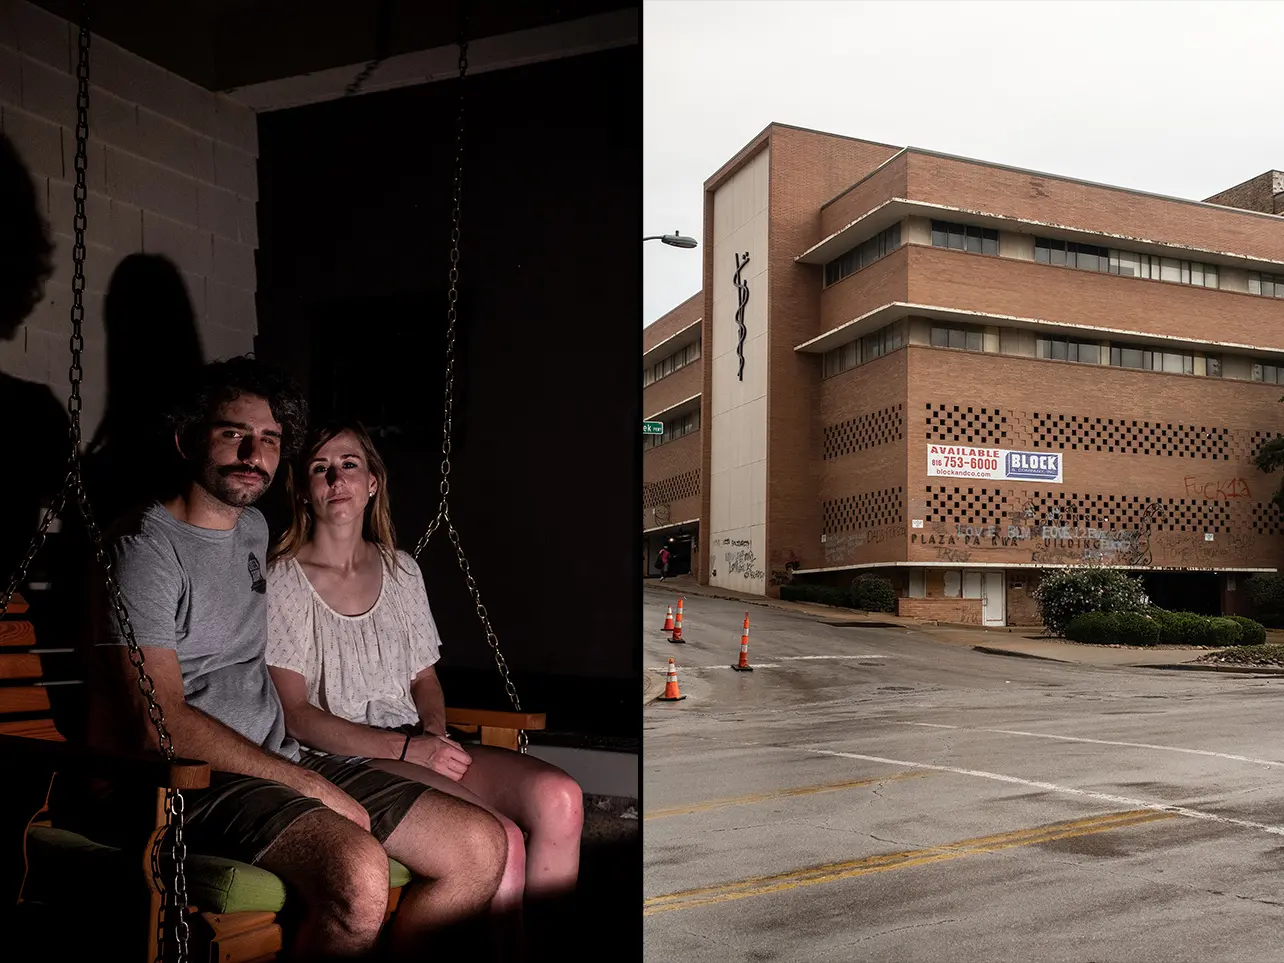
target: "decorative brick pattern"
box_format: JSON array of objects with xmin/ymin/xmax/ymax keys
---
[
  {"xmin": 925, "ymin": 404, "xmax": 1009, "ymax": 445},
  {"xmin": 822, "ymin": 486, "xmax": 904, "ymax": 535},
  {"xmin": 824, "ymin": 403, "xmax": 903, "ymax": 459},
  {"xmin": 923, "ymin": 485, "xmax": 1272, "ymax": 535},
  {"xmin": 644, "ymin": 469, "xmax": 701, "ymax": 509}
]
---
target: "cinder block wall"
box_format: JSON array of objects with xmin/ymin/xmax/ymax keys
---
[{"xmin": 0, "ymin": 0, "xmax": 258, "ymax": 439}]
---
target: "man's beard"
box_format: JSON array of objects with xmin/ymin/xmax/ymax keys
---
[{"xmin": 199, "ymin": 459, "xmax": 271, "ymax": 508}]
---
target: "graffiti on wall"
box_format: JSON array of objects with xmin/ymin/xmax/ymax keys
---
[
  {"xmin": 710, "ymin": 535, "xmax": 764, "ymax": 582},
  {"xmin": 1183, "ymin": 476, "xmax": 1251, "ymax": 500},
  {"xmin": 910, "ymin": 495, "xmax": 1169, "ymax": 566}
]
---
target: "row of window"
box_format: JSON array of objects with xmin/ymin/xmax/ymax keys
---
[
  {"xmin": 1250, "ymin": 272, "xmax": 1284, "ymax": 298},
  {"xmin": 1035, "ymin": 238, "xmax": 1221, "ymax": 288},
  {"xmin": 824, "ymin": 224, "xmax": 901, "ymax": 287},
  {"xmin": 1034, "ymin": 336, "xmax": 1221, "ymax": 376},
  {"xmin": 822, "ymin": 320, "xmax": 906, "ymax": 378},
  {"xmin": 643, "ymin": 338, "xmax": 701, "ymax": 387},
  {"xmin": 931, "ymin": 220, "xmax": 999, "ymax": 255},
  {"xmin": 643, "ymin": 409, "xmax": 701, "ymax": 449},
  {"xmin": 930, "ymin": 322, "xmax": 985, "ymax": 352}
]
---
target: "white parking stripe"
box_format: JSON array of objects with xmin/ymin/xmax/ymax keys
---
[
  {"xmin": 901, "ymin": 722, "xmax": 1284, "ymax": 769},
  {"xmin": 801, "ymin": 747, "xmax": 1284, "ymax": 838}
]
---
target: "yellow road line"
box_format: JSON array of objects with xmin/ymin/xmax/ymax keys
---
[
  {"xmin": 644, "ymin": 809, "xmax": 1175, "ymax": 916},
  {"xmin": 645, "ymin": 771, "xmax": 928, "ymax": 820}
]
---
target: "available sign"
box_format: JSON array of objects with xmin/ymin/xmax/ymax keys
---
[{"xmin": 928, "ymin": 445, "xmax": 1063, "ymax": 483}]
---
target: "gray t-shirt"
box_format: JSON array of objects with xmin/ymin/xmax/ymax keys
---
[{"xmin": 99, "ymin": 502, "xmax": 300, "ymax": 762}]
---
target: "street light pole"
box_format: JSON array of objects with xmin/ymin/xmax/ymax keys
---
[{"xmin": 644, "ymin": 230, "xmax": 698, "ymax": 249}]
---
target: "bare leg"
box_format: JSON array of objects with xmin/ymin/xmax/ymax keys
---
[
  {"xmin": 380, "ymin": 789, "xmax": 507, "ymax": 961},
  {"xmin": 369, "ymin": 759, "xmax": 527, "ymax": 915},
  {"xmin": 256, "ymin": 809, "xmax": 390, "ymax": 961},
  {"xmin": 455, "ymin": 746, "xmax": 583, "ymax": 899}
]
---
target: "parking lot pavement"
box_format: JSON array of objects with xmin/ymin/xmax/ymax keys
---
[{"xmin": 644, "ymin": 585, "xmax": 1284, "ymax": 962}]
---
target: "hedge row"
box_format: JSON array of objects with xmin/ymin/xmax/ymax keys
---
[
  {"xmin": 779, "ymin": 575, "xmax": 896, "ymax": 613},
  {"xmin": 1064, "ymin": 609, "xmax": 1266, "ymax": 647}
]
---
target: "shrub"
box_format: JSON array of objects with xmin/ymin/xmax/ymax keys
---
[
  {"xmin": 1113, "ymin": 611, "xmax": 1161, "ymax": 646},
  {"xmin": 1228, "ymin": 615, "xmax": 1267, "ymax": 646},
  {"xmin": 1247, "ymin": 573, "xmax": 1284, "ymax": 627},
  {"xmin": 1033, "ymin": 567, "xmax": 1150, "ymax": 636},
  {"xmin": 1156, "ymin": 612, "xmax": 1211, "ymax": 645},
  {"xmin": 850, "ymin": 575, "xmax": 896, "ymax": 613},
  {"xmin": 1207, "ymin": 617, "xmax": 1244, "ymax": 647},
  {"xmin": 1065, "ymin": 612, "xmax": 1118, "ymax": 645}
]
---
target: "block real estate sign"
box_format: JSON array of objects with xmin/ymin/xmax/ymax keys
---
[{"xmin": 927, "ymin": 445, "xmax": 1063, "ymax": 483}]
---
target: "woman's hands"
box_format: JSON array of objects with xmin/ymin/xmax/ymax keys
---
[{"xmin": 404, "ymin": 732, "xmax": 473, "ymax": 781}]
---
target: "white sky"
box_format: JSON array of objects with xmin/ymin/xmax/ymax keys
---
[{"xmin": 643, "ymin": 0, "xmax": 1283, "ymax": 326}]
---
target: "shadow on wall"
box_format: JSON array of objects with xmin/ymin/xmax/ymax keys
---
[
  {"xmin": 0, "ymin": 132, "xmax": 66, "ymax": 590},
  {"xmin": 83, "ymin": 253, "xmax": 205, "ymax": 530}
]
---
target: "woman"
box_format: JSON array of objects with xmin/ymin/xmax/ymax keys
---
[{"xmin": 264, "ymin": 421, "xmax": 583, "ymax": 935}]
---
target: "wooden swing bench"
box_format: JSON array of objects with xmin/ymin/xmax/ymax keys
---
[{"xmin": 1, "ymin": 593, "xmax": 545, "ymax": 962}]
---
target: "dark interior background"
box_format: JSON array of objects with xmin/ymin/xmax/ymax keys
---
[{"xmin": 254, "ymin": 45, "xmax": 641, "ymax": 738}]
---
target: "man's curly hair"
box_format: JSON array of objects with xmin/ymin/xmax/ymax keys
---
[{"xmin": 169, "ymin": 356, "xmax": 309, "ymax": 460}]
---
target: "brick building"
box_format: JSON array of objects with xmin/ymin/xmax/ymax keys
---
[{"xmin": 644, "ymin": 122, "xmax": 1284, "ymax": 625}]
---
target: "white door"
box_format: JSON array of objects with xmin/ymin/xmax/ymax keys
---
[{"xmin": 982, "ymin": 571, "xmax": 1005, "ymax": 626}]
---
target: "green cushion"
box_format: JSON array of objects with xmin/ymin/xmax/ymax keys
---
[{"xmin": 24, "ymin": 827, "xmax": 413, "ymax": 914}]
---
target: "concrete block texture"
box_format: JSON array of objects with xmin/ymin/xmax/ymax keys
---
[{"xmin": 2, "ymin": 102, "xmax": 61, "ymax": 177}]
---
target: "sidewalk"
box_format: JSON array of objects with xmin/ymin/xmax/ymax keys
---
[{"xmin": 643, "ymin": 576, "xmax": 1248, "ymax": 673}]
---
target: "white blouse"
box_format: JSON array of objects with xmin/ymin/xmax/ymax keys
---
[{"xmin": 266, "ymin": 549, "xmax": 442, "ymax": 730}]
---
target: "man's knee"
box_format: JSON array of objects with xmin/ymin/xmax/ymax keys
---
[
  {"xmin": 315, "ymin": 832, "xmax": 385, "ymax": 939},
  {"xmin": 467, "ymin": 808, "xmax": 508, "ymax": 889}
]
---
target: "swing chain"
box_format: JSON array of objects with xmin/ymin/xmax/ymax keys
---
[
  {"xmin": 411, "ymin": 10, "xmax": 528, "ymax": 754},
  {"xmin": 0, "ymin": 8, "xmax": 188, "ymax": 961}
]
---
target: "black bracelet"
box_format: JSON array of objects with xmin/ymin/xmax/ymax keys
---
[{"xmin": 399, "ymin": 733, "xmax": 412, "ymax": 761}]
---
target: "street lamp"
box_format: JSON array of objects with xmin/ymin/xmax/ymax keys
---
[{"xmin": 644, "ymin": 230, "xmax": 698, "ymax": 249}]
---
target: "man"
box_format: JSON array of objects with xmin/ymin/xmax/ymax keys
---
[
  {"xmin": 657, "ymin": 545, "xmax": 670, "ymax": 581},
  {"xmin": 87, "ymin": 356, "xmax": 506, "ymax": 961}
]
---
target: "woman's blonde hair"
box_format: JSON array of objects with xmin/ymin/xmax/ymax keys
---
[{"xmin": 269, "ymin": 420, "xmax": 400, "ymax": 569}]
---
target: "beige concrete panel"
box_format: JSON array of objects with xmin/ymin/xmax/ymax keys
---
[
  {"xmin": 1221, "ymin": 267, "xmax": 1250, "ymax": 293},
  {"xmin": 1000, "ymin": 231, "xmax": 1035, "ymax": 260}
]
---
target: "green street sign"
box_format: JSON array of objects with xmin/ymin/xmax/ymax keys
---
[{"xmin": 642, "ymin": 421, "xmax": 664, "ymax": 435}]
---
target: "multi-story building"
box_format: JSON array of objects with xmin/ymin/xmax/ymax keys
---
[
  {"xmin": 644, "ymin": 123, "xmax": 1284, "ymax": 625},
  {"xmin": 643, "ymin": 291, "xmax": 702, "ymax": 578}
]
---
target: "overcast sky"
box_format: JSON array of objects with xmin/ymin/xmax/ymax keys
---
[{"xmin": 643, "ymin": 0, "xmax": 1283, "ymax": 326}]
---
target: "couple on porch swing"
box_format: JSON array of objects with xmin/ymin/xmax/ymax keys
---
[{"xmin": 77, "ymin": 355, "xmax": 582, "ymax": 962}]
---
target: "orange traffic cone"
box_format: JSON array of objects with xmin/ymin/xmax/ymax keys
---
[
  {"xmin": 669, "ymin": 597, "xmax": 685, "ymax": 643},
  {"xmin": 732, "ymin": 611, "xmax": 753, "ymax": 671},
  {"xmin": 657, "ymin": 657, "xmax": 685, "ymax": 701},
  {"xmin": 661, "ymin": 605, "xmax": 675, "ymax": 633}
]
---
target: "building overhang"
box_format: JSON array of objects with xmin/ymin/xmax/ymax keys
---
[
  {"xmin": 643, "ymin": 319, "xmax": 701, "ymax": 367},
  {"xmin": 796, "ymin": 198, "xmax": 1284, "ymax": 275},
  {"xmin": 791, "ymin": 560, "xmax": 1277, "ymax": 575},
  {"xmin": 794, "ymin": 301, "xmax": 1284, "ymax": 359},
  {"xmin": 644, "ymin": 392, "xmax": 701, "ymax": 425}
]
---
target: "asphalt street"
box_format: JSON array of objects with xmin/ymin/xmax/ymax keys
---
[{"xmin": 643, "ymin": 585, "xmax": 1284, "ymax": 962}]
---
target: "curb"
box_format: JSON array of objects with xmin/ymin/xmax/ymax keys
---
[
  {"xmin": 642, "ymin": 669, "xmax": 666, "ymax": 705},
  {"xmin": 1134, "ymin": 662, "xmax": 1284, "ymax": 675},
  {"xmin": 972, "ymin": 644, "xmax": 1073, "ymax": 664}
]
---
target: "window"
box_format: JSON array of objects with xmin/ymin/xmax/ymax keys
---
[
  {"xmin": 643, "ymin": 408, "xmax": 701, "ymax": 450},
  {"xmin": 931, "ymin": 220, "xmax": 998, "ymax": 255},
  {"xmin": 1038, "ymin": 238, "xmax": 1218, "ymax": 288},
  {"xmin": 822, "ymin": 321, "xmax": 905, "ymax": 378},
  {"xmin": 1249, "ymin": 272, "xmax": 1284, "ymax": 298},
  {"xmin": 643, "ymin": 338, "xmax": 701, "ymax": 386},
  {"xmin": 930, "ymin": 322, "xmax": 985, "ymax": 352},
  {"xmin": 1252, "ymin": 361, "xmax": 1284, "ymax": 384},
  {"xmin": 1107, "ymin": 342, "xmax": 1203, "ymax": 375},
  {"xmin": 823, "ymin": 224, "xmax": 902, "ymax": 287},
  {"xmin": 1035, "ymin": 238, "xmax": 1110, "ymax": 272},
  {"xmin": 1037, "ymin": 336, "xmax": 1102, "ymax": 364}
]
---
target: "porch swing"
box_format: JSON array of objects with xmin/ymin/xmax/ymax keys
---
[{"xmin": 0, "ymin": 5, "xmax": 541, "ymax": 961}]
